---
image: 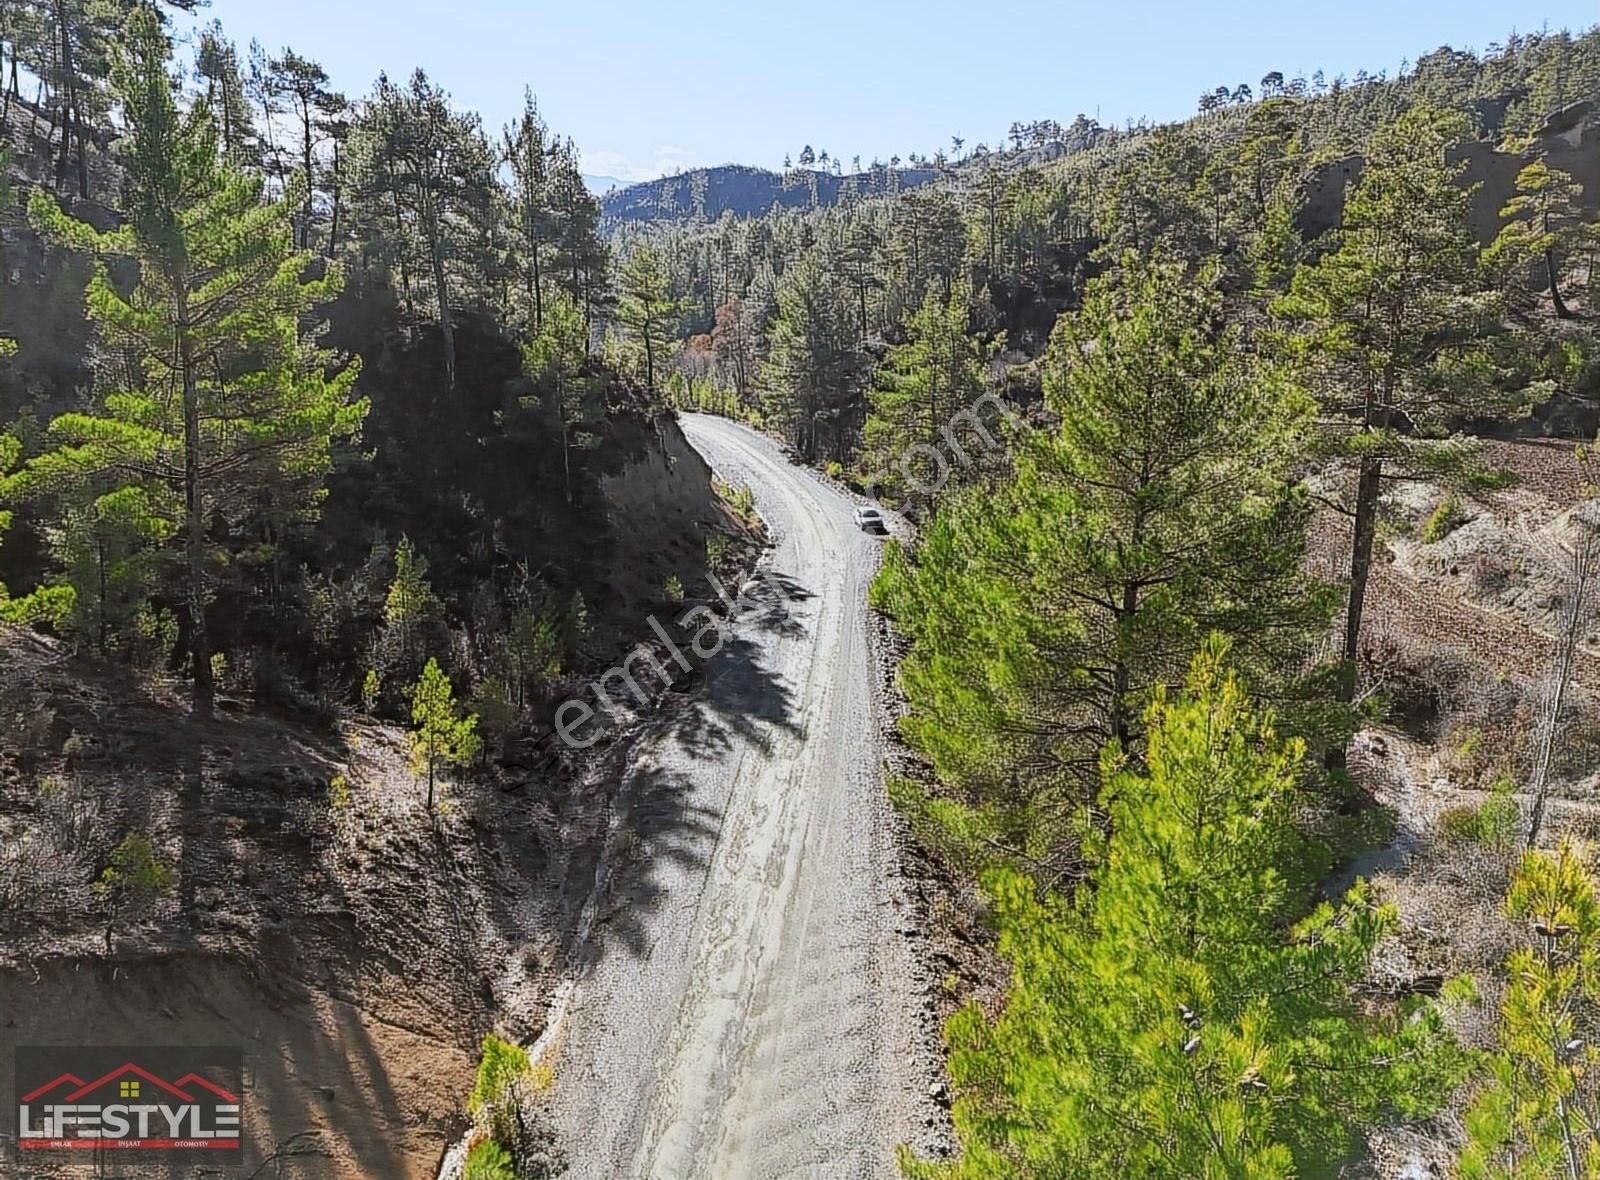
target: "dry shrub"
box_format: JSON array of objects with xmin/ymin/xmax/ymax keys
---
[
  {"xmin": 1439, "ymin": 679, "xmax": 1535, "ymax": 788},
  {"xmin": 1359, "ymin": 630, "xmax": 1473, "ymax": 736}
]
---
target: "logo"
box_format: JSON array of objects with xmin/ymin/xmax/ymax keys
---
[{"xmin": 14, "ymin": 1045, "xmax": 243, "ymax": 1159}]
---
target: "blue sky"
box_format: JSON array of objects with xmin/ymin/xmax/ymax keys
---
[{"xmin": 179, "ymin": 0, "xmax": 1598, "ymax": 183}]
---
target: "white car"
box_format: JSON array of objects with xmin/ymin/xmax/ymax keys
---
[{"xmin": 853, "ymin": 505, "xmax": 888, "ymax": 535}]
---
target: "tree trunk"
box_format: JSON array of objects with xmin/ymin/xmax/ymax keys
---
[
  {"xmin": 1327, "ymin": 454, "xmax": 1383, "ymax": 770},
  {"xmin": 300, "ymin": 101, "xmax": 314, "ymax": 250},
  {"xmin": 53, "ymin": 0, "xmax": 71, "ymax": 187},
  {"xmin": 326, "ymin": 141, "xmax": 342, "ymax": 257},
  {"xmin": 1526, "ymin": 526, "xmax": 1595, "ymax": 847},
  {"xmin": 429, "ymin": 239, "xmax": 456, "ymax": 391},
  {"xmin": 1343, "ymin": 456, "xmax": 1383, "ymax": 682},
  {"xmin": 561, "ymin": 410, "xmax": 572, "ymax": 504},
  {"xmin": 179, "ymin": 296, "xmax": 214, "ymax": 721},
  {"xmin": 421, "ymin": 188, "xmax": 456, "ymax": 391},
  {"xmin": 530, "ymin": 238, "xmax": 543, "ymax": 333},
  {"xmin": 1547, "ymin": 247, "xmax": 1572, "ymax": 319},
  {"xmin": 644, "ymin": 316, "xmax": 655, "ymax": 393},
  {"xmin": 73, "ymin": 95, "xmax": 87, "ymax": 197},
  {"xmin": 96, "ymin": 535, "xmax": 108, "ymax": 657}
]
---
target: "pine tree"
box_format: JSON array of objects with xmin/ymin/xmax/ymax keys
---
[
  {"xmin": 903, "ymin": 641, "xmax": 1464, "ymax": 1180},
  {"xmin": 1485, "ymin": 160, "xmax": 1598, "ymax": 321},
  {"xmin": 193, "ymin": 21, "xmax": 256, "ymax": 167},
  {"xmin": 1459, "ymin": 841, "xmax": 1600, "ymax": 1179},
  {"xmin": 873, "ymin": 256, "xmax": 1330, "ymax": 869},
  {"xmin": 383, "ymin": 535, "xmax": 440, "ymax": 676},
  {"xmin": 547, "ymin": 138, "xmax": 607, "ymax": 335},
  {"xmin": 409, "ymin": 657, "xmax": 480, "ymax": 809},
  {"xmin": 865, "ymin": 278, "xmax": 995, "ymax": 498},
  {"xmin": 762, "ymin": 253, "xmax": 863, "ymax": 463},
  {"xmin": 615, "ymin": 243, "xmax": 678, "ymax": 395},
  {"xmin": 19, "ymin": 8, "xmax": 366, "ymax": 718},
  {"xmin": 836, "ymin": 217, "xmax": 883, "ymax": 335},
  {"xmin": 266, "ymin": 48, "xmax": 343, "ymax": 250},
  {"xmin": 346, "ymin": 69, "xmax": 497, "ymax": 391},
  {"xmin": 32, "ymin": 490, "xmax": 170, "ymax": 656},
  {"xmin": 94, "ymin": 832, "xmax": 175, "ymax": 954},
  {"xmin": 503, "ymin": 90, "xmax": 553, "ymax": 334},
  {"xmin": 523, "ymin": 289, "xmax": 594, "ymax": 503},
  {"xmin": 1274, "ymin": 105, "xmax": 1513, "ymax": 736}
]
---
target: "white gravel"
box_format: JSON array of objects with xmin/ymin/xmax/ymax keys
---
[{"xmin": 545, "ymin": 415, "xmax": 935, "ymax": 1179}]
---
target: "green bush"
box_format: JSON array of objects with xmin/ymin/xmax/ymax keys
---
[
  {"xmin": 715, "ymin": 478, "xmax": 757, "ymax": 520},
  {"xmin": 468, "ymin": 1035, "xmax": 531, "ymax": 1120},
  {"xmin": 1420, "ymin": 494, "xmax": 1465, "ymax": 543},
  {"xmin": 464, "ymin": 1138, "xmax": 515, "ymax": 1180},
  {"xmin": 1437, "ymin": 778, "xmax": 1521, "ymax": 848}
]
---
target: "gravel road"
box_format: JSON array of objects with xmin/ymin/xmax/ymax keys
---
[{"xmin": 546, "ymin": 414, "xmax": 933, "ymax": 1180}]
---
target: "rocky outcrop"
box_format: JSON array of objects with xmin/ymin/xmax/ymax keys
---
[{"xmin": 1295, "ymin": 99, "xmax": 1600, "ymax": 245}]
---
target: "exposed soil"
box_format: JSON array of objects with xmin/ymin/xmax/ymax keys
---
[{"xmin": 1306, "ymin": 439, "xmax": 1600, "ymax": 1177}]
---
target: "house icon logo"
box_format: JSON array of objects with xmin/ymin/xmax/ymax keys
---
[{"xmin": 12, "ymin": 1045, "xmax": 244, "ymax": 1161}]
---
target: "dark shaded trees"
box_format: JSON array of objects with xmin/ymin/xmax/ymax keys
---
[{"xmin": 346, "ymin": 70, "xmax": 497, "ymax": 391}]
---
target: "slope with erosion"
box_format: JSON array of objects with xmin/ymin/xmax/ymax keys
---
[
  {"xmin": 1306, "ymin": 436, "xmax": 1600, "ymax": 1174},
  {"xmin": 0, "ymin": 410, "xmax": 756, "ymax": 1179}
]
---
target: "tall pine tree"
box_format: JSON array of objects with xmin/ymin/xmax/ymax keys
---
[
  {"xmin": 1275, "ymin": 106, "xmax": 1515, "ymax": 737},
  {"xmin": 18, "ymin": 7, "xmax": 365, "ymax": 717},
  {"xmin": 873, "ymin": 256, "xmax": 1330, "ymax": 870}
]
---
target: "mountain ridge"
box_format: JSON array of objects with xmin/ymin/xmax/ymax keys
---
[{"xmin": 599, "ymin": 162, "xmax": 942, "ymax": 224}]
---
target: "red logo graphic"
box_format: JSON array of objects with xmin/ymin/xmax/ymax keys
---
[{"xmin": 14, "ymin": 1046, "xmax": 243, "ymax": 1157}]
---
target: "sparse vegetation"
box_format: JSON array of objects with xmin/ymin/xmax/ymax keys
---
[
  {"xmin": 1421, "ymin": 494, "xmax": 1467, "ymax": 543},
  {"xmin": 94, "ymin": 833, "xmax": 174, "ymax": 954}
]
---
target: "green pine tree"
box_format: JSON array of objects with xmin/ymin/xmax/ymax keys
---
[
  {"xmin": 762, "ymin": 253, "xmax": 863, "ymax": 464},
  {"xmin": 504, "ymin": 90, "xmax": 554, "ymax": 334},
  {"xmin": 873, "ymin": 256, "xmax": 1331, "ymax": 871},
  {"xmin": 383, "ymin": 535, "xmax": 440, "ymax": 674},
  {"xmin": 616, "ymin": 242, "xmax": 678, "ymax": 395},
  {"xmin": 903, "ymin": 640, "xmax": 1465, "ymax": 1180},
  {"xmin": 1274, "ymin": 105, "xmax": 1515, "ymax": 735},
  {"xmin": 864, "ymin": 278, "xmax": 997, "ymax": 499},
  {"xmin": 17, "ymin": 7, "xmax": 365, "ymax": 718},
  {"xmin": 94, "ymin": 832, "xmax": 175, "ymax": 954},
  {"xmin": 1485, "ymin": 160, "xmax": 1599, "ymax": 321},
  {"xmin": 1460, "ymin": 841, "xmax": 1600, "ymax": 1179},
  {"xmin": 409, "ymin": 657, "xmax": 480, "ymax": 809},
  {"xmin": 523, "ymin": 289, "xmax": 595, "ymax": 503}
]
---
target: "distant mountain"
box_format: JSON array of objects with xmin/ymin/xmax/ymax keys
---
[
  {"xmin": 583, "ymin": 174, "xmax": 627, "ymax": 195},
  {"xmin": 599, "ymin": 163, "xmax": 941, "ymax": 225}
]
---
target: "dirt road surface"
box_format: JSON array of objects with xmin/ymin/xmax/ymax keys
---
[{"xmin": 546, "ymin": 414, "xmax": 933, "ymax": 1179}]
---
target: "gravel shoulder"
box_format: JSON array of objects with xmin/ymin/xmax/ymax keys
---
[{"xmin": 546, "ymin": 414, "xmax": 938, "ymax": 1180}]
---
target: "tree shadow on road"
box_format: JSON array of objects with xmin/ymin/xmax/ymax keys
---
[{"xmin": 579, "ymin": 591, "xmax": 808, "ymax": 964}]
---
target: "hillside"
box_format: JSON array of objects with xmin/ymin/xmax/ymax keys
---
[
  {"xmin": 6, "ymin": 7, "xmax": 1600, "ymax": 1180},
  {"xmin": 600, "ymin": 162, "xmax": 941, "ymax": 224}
]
